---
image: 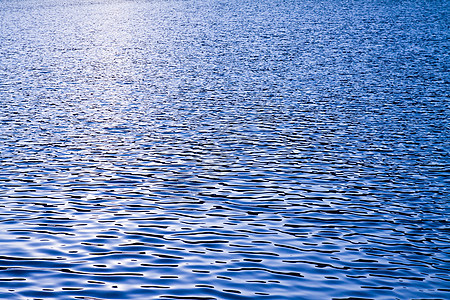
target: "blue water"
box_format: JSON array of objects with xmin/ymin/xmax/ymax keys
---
[{"xmin": 0, "ymin": 0, "xmax": 449, "ymax": 299}]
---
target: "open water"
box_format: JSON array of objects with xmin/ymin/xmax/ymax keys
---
[{"xmin": 0, "ymin": 0, "xmax": 449, "ymax": 299}]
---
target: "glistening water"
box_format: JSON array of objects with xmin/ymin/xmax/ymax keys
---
[{"xmin": 0, "ymin": 0, "xmax": 449, "ymax": 299}]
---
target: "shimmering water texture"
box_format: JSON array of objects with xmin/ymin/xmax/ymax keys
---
[{"xmin": 0, "ymin": 0, "xmax": 449, "ymax": 299}]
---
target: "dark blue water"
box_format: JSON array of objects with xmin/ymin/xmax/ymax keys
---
[{"xmin": 0, "ymin": 0, "xmax": 449, "ymax": 299}]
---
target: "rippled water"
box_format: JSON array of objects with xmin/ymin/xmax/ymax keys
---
[{"xmin": 0, "ymin": 0, "xmax": 449, "ymax": 299}]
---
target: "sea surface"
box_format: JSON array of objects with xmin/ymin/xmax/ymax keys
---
[{"xmin": 0, "ymin": 0, "xmax": 449, "ymax": 299}]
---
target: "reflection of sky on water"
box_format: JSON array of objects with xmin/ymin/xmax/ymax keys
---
[{"xmin": 0, "ymin": 0, "xmax": 449, "ymax": 299}]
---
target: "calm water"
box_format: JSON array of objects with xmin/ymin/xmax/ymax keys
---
[{"xmin": 0, "ymin": 0, "xmax": 449, "ymax": 299}]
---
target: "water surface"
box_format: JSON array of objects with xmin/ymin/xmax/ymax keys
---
[{"xmin": 0, "ymin": 0, "xmax": 449, "ymax": 299}]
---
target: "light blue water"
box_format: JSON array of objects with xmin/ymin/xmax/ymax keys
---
[{"xmin": 0, "ymin": 0, "xmax": 449, "ymax": 299}]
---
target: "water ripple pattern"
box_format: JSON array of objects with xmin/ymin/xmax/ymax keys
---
[{"xmin": 0, "ymin": 0, "xmax": 449, "ymax": 299}]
